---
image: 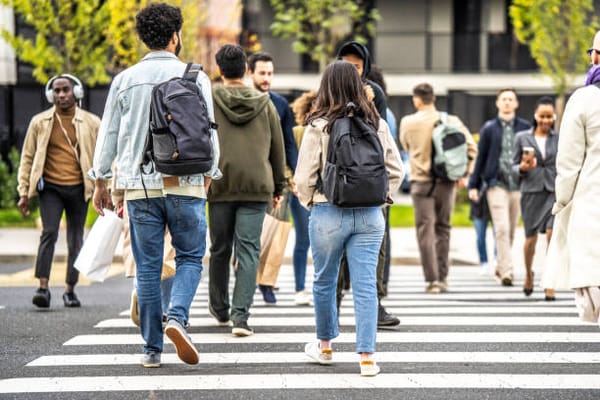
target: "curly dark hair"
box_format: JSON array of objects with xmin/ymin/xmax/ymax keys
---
[
  {"xmin": 215, "ymin": 44, "xmax": 247, "ymax": 79},
  {"xmin": 306, "ymin": 61, "xmax": 379, "ymax": 133},
  {"xmin": 135, "ymin": 3, "xmax": 182, "ymax": 50}
]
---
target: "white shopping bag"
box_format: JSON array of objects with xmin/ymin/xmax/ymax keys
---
[{"xmin": 74, "ymin": 209, "xmax": 123, "ymax": 282}]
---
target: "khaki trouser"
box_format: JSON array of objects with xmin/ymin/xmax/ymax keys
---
[
  {"xmin": 411, "ymin": 181, "xmax": 456, "ymax": 283},
  {"xmin": 486, "ymin": 186, "xmax": 521, "ymax": 279}
]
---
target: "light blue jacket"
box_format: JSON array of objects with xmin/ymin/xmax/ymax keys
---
[{"xmin": 89, "ymin": 51, "xmax": 221, "ymax": 189}]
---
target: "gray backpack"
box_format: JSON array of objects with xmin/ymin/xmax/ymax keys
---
[
  {"xmin": 143, "ymin": 63, "xmax": 217, "ymax": 176},
  {"xmin": 431, "ymin": 112, "xmax": 468, "ymax": 181}
]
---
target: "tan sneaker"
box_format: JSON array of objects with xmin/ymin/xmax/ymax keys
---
[{"xmin": 425, "ymin": 282, "xmax": 441, "ymax": 294}]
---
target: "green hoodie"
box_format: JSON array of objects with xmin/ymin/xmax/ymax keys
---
[{"xmin": 208, "ymin": 85, "xmax": 287, "ymax": 202}]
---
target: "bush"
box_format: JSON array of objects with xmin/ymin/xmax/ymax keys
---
[{"xmin": 0, "ymin": 148, "xmax": 20, "ymax": 209}]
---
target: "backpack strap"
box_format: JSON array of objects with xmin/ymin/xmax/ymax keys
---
[{"xmin": 183, "ymin": 63, "xmax": 203, "ymax": 82}]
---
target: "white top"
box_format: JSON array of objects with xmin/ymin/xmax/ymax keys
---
[{"xmin": 535, "ymin": 136, "xmax": 547, "ymax": 159}]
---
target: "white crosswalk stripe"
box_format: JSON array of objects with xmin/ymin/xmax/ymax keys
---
[{"xmin": 2, "ymin": 265, "xmax": 600, "ymax": 396}]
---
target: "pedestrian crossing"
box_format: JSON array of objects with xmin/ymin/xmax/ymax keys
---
[{"xmin": 1, "ymin": 265, "xmax": 600, "ymax": 397}]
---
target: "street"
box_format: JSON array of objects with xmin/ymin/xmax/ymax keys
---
[{"xmin": 1, "ymin": 261, "xmax": 599, "ymax": 399}]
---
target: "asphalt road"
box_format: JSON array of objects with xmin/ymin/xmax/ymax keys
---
[{"xmin": 1, "ymin": 263, "xmax": 599, "ymax": 400}]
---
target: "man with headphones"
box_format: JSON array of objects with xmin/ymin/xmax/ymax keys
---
[{"xmin": 17, "ymin": 74, "xmax": 100, "ymax": 308}]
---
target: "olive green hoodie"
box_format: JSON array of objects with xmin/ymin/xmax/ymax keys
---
[{"xmin": 208, "ymin": 85, "xmax": 286, "ymax": 202}]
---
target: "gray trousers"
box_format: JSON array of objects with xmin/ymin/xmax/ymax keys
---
[{"xmin": 410, "ymin": 180, "xmax": 456, "ymax": 283}]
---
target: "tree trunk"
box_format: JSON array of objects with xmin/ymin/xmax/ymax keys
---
[{"xmin": 555, "ymin": 92, "xmax": 566, "ymax": 130}]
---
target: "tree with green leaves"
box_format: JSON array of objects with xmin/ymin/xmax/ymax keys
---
[
  {"xmin": 269, "ymin": 0, "xmax": 379, "ymax": 72},
  {"xmin": 510, "ymin": 0, "xmax": 598, "ymax": 120},
  {"xmin": 0, "ymin": 0, "xmax": 111, "ymax": 85}
]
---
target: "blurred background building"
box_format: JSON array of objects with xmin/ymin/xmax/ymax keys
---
[{"xmin": 1, "ymin": 0, "xmax": 598, "ymax": 157}]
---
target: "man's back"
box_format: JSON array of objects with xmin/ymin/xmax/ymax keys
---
[
  {"xmin": 209, "ymin": 85, "xmax": 286, "ymax": 202},
  {"xmin": 400, "ymin": 105, "xmax": 471, "ymax": 182}
]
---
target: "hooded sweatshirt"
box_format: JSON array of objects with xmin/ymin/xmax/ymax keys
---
[
  {"xmin": 337, "ymin": 41, "xmax": 387, "ymax": 118},
  {"xmin": 208, "ymin": 85, "xmax": 287, "ymax": 202}
]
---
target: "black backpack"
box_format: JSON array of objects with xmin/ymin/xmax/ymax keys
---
[
  {"xmin": 143, "ymin": 63, "xmax": 217, "ymax": 176},
  {"xmin": 318, "ymin": 104, "xmax": 388, "ymax": 207}
]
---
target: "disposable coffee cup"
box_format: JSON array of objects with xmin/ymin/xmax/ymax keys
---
[{"xmin": 522, "ymin": 146, "xmax": 535, "ymax": 155}]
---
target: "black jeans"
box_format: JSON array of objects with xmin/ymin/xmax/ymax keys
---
[{"xmin": 35, "ymin": 182, "xmax": 88, "ymax": 286}]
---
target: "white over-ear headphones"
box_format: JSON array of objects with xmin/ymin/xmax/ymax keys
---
[{"xmin": 45, "ymin": 74, "xmax": 84, "ymax": 103}]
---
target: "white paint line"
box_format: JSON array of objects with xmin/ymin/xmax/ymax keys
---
[
  {"xmin": 26, "ymin": 351, "xmax": 600, "ymax": 367},
  {"xmin": 95, "ymin": 316, "xmax": 587, "ymax": 329},
  {"xmin": 192, "ymin": 292, "xmax": 573, "ymax": 302},
  {"xmin": 64, "ymin": 331, "xmax": 600, "ymax": 346},
  {"xmin": 116, "ymin": 306, "xmax": 576, "ymax": 318},
  {"xmin": 2, "ymin": 373, "xmax": 600, "ymax": 393}
]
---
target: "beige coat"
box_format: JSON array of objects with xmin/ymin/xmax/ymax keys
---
[
  {"xmin": 543, "ymin": 85, "xmax": 600, "ymax": 290},
  {"xmin": 399, "ymin": 104, "xmax": 477, "ymax": 182},
  {"xmin": 294, "ymin": 118, "xmax": 404, "ymax": 209},
  {"xmin": 17, "ymin": 107, "xmax": 100, "ymax": 201}
]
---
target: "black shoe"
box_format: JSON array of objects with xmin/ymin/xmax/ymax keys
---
[
  {"xmin": 232, "ymin": 320, "xmax": 254, "ymax": 336},
  {"xmin": 33, "ymin": 288, "xmax": 51, "ymax": 308},
  {"xmin": 258, "ymin": 284, "xmax": 277, "ymax": 305},
  {"xmin": 523, "ymin": 287, "xmax": 533, "ymax": 296},
  {"xmin": 208, "ymin": 303, "xmax": 230, "ymax": 326},
  {"xmin": 377, "ymin": 304, "xmax": 400, "ymax": 327},
  {"xmin": 62, "ymin": 292, "xmax": 81, "ymax": 307}
]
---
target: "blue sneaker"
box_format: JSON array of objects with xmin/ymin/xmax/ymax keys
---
[{"xmin": 258, "ymin": 285, "xmax": 276, "ymax": 305}]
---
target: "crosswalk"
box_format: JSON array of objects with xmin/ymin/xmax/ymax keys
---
[{"xmin": 1, "ymin": 265, "xmax": 600, "ymax": 396}]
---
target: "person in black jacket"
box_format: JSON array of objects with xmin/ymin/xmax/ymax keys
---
[
  {"xmin": 335, "ymin": 41, "xmax": 398, "ymax": 327},
  {"xmin": 468, "ymin": 88, "xmax": 531, "ymax": 286}
]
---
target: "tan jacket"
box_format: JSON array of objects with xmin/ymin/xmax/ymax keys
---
[
  {"xmin": 294, "ymin": 118, "xmax": 404, "ymax": 209},
  {"xmin": 17, "ymin": 107, "xmax": 100, "ymax": 200},
  {"xmin": 400, "ymin": 104, "xmax": 477, "ymax": 182}
]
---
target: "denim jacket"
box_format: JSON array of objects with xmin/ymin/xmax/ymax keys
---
[{"xmin": 89, "ymin": 51, "xmax": 221, "ymax": 189}]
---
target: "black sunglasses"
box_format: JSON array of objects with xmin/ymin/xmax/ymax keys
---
[{"xmin": 587, "ymin": 48, "xmax": 600, "ymax": 56}]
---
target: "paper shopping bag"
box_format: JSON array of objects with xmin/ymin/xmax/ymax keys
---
[
  {"xmin": 74, "ymin": 209, "xmax": 123, "ymax": 282},
  {"xmin": 257, "ymin": 209, "xmax": 291, "ymax": 286}
]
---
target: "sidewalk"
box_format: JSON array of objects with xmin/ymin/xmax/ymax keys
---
[{"xmin": 0, "ymin": 225, "xmax": 549, "ymax": 276}]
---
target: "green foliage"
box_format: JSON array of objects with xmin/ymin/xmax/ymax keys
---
[
  {"xmin": 269, "ymin": 0, "xmax": 380, "ymax": 71},
  {"xmin": 510, "ymin": 0, "xmax": 598, "ymax": 115},
  {"xmin": 0, "ymin": 148, "xmax": 20, "ymax": 209},
  {"xmin": 388, "ymin": 202, "xmax": 472, "ymax": 228},
  {"xmin": 0, "ymin": 0, "xmax": 112, "ymax": 85}
]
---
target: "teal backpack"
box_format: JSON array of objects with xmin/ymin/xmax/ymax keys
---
[{"xmin": 431, "ymin": 112, "xmax": 468, "ymax": 182}]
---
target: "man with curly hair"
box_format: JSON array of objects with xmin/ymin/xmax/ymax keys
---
[{"xmin": 90, "ymin": 2, "xmax": 220, "ymax": 368}]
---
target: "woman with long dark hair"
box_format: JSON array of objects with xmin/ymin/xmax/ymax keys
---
[
  {"xmin": 513, "ymin": 96, "xmax": 558, "ymax": 300},
  {"xmin": 294, "ymin": 61, "xmax": 403, "ymax": 376}
]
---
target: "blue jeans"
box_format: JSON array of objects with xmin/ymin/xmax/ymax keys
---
[
  {"xmin": 133, "ymin": 276, "xmax": 174, "ymax": 314},
  {"xmin": 289, "ymin": 194, "xmax": 310, "ymax": 292},
  {"xmin": 309, "ymin": 203, "xmax": 384, "ymax": 354},
  {"xmin": 128, "ymin": 196, "xmax": 206, "ymax": 354},
  {"xmin": 473, "ymin": 218, "xmax": 495, "ymax": 264}
]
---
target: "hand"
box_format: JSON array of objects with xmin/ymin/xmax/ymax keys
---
[
  {"xmin": 364, "ymin": 84, "xmax": 375, "ymax": 102},
  {"xmin": 272, "ymin": 195, "xmax": 283, "ymax": 209},
  {"xmin": 17, "ymin": 196, "xmax": 30, "ymax": 217},
  {"xmin": 204, "ymin": 177, "xmax": 212, "ymax": 193},
  {"xmin": 455, "ymin": 177, "xmax": 468, "ymax": 189},
  {"xmin": 92, "ymin": 179, "xmax": 112, "ymax": 216},
  {"xmin": 519, "ymin": 154, "xmax": 537, "ymax": 172},
  {"xmin": 468, "ymin": 188, "xmax": 479, "ymax": 202},
  {"xmin": 290, "ymin": 181, "xmax": 298, "ymax": 197},
  {"xmin": 116, "ymin": 200, "xmax": 124, "ymax": 218}
]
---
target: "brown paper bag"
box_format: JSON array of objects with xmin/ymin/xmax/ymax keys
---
[{"xmin": 257, "ymin": 209, "xmax": 291, "ymax": 286}]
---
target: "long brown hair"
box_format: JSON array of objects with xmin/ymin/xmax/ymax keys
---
[{"xmin": 306, "ymin": 61, "xmax": 380, "ymax": 133}]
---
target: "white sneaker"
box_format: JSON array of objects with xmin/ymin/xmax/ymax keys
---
[
  {"xmin": 304, "ymin": 341, "xmax": 333, "ymax": 365},
  {"xmin": 360, "ymin": 360, "xmax": 380, "ymax": 376},
  {"xmin": 294, "ymin": 290, "xmax": 312, "ymax": 306}
]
